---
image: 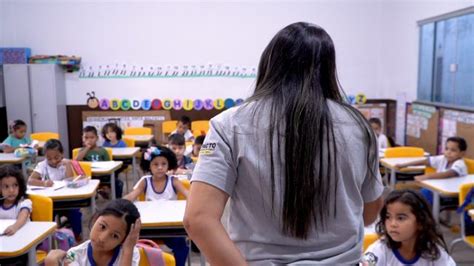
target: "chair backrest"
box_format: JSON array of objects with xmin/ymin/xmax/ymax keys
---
[
  {"xmin": 191, "ymin": 120, "xmax": 209, "ymax": 137},
  {"xmin": 138, "ymin": 178, "xmax": 190, "ymax": 201},
  {"xmin": 31, "ymin": 132, "xmax": 60, "ymax": 142},
  {"xmin": 363, "ymin": 233, "xmax": 379, "ymax": 252},
  {"xmin": 29, "ymin": 194, "xmax": 53, "ymax": 221},
  {"xmin": 138, "ymin": 246, "xmax": 176, "ymax": 266},
  {"xmin": 71, "ymin": 161, "xmax": 92, "ymax": 177},
  {"xmin": 162, "ymin": 121, "xmax": 178, "ymax": 134},
  {"xmin": 123, "ymin": 138, "xmax": 135, "ymax": 147},
  {"xmin": 465, "ymin": 158, "xmax": 474, "ymax": 175},
  {"xmin": 72, "ymin": 147, "xmax": 112, "ymax": 161},
  {"xmin": 384, "ymin": 147, "xmax": 425, "ymax": 158},
  {"xmin": 125, "ymin": 127, "xmax": 152, "ymax": 135}
]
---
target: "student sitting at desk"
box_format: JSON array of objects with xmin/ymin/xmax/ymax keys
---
[
  {"xmin": 0, "ymin": 165, "xmax": 31, "ymax": 236},
  {"xmin": 170, "ymin": 116, "xmax": 194, "ymax": 142},
  {"xmin": 369, "ymin": 118, "xmax": 388, "ymax": 151},
  {"xmin": 1, "ymin": 120, "xmax": 34, "ymax": 153},
  {"xmin": 76, "ymin": 126, "xmax": 123, "ymax": 199},
  {"xmin": 168, "ymin": 134, "xmax": 193, "ymax": 175},
  {"xmin": 28, "ymin": 139, "xmax": 83, "ymax": 240},
  {"xmin": 124, "ymin": 146, "xmax": 189, "ymax": 266},
  {"xmin": 394, "ymin": 136, "xmax": 468, "ymax": 204},
  {"xmin": 102, "ymin": 122, "xmax": 127, "ymax": 148}
]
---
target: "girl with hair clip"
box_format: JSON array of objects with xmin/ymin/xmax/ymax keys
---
[
  {"xmin": 362, "ymin": 190, "xmax": 455, "ymax": 266},
  {"xmin": 185, "ymin": 22, "xmax": 383, "ymax": 265}
]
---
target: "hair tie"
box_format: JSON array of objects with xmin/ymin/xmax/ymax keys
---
[{"xmin": 144, "ymin": 147, "xmax": 161, "ymax": 161}]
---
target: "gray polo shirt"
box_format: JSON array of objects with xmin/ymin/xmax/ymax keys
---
[{"xmin": 191, "ymin": 100, "xmax": 384, "ymax": 265}]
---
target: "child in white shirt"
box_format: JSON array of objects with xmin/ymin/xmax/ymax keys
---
[{"xmin": 369, "ymin": 118, "xmax": 388, "ymax": 151}]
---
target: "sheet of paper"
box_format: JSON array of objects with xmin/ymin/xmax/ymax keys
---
[
  {"xmin": 0, "ymin": 219, "xmax": 16, "ymax": 235},
  {"xmin": 28, "ymin": 180, "xmax": 66, "ymax": 191}
]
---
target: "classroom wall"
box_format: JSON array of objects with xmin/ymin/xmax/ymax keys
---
[{"xmin": 1, "ymin": 0, "xmax": 472, "ymax": 115}]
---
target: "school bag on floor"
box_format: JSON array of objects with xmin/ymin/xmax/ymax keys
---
[{"xmin": 38, "ymin": 227, "xmax": 76, "ymax": 251}]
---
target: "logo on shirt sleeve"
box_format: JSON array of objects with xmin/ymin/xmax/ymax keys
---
[{"xmin": 199, "ymin": 142, "xmax": 217, "ymax": 155}]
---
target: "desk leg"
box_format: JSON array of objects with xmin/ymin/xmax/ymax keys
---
[
  {"xmin": 390, "ymin": 169, "xmax": 396, "ymax": 188},
  {"xmin": 433, "ymin": 192, "xmax": 440, "ymax": 223},
  {"xmin": 91, "ymin": 194, "xmax": 96, "ymax": 213},
  {"xmin": 28, "ymin": 248, "xmax": 37, "ymax": 266},
  {"xmin": 111, "ymin": 172, "xmax": 116, "ymax": 200},
  {"xmin": 132, "ymin": 156, "xmax": 137, "ymax": 182},
  {"xmin": 21, "ymin": 160, "xmax": 27, "ymax": 179}
]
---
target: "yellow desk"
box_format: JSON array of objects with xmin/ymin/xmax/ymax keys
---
[
  {"xmin": 0, "ymin": 153, "xmax": 28, "ymax": 177},
  {"xmin": 418, "ymin": 175, "xmax": 474, "ymax": 223},
  {"xmin": 123, "ymin": 135, "xmax": 153, "ymax": 145},
  {"xmin": 27, "ymin": 179, "xmax": 100, "ymax": 213},
  {"xmin": 380, "ymin": 157, "xmax": 426, "ymax": 188},
  {"xmin": 0, "ymin": 220, "xmax": 56, "ymax": 266},
  {"xmin": 92, "ymin": 161, "xmax": 123, "ymax": 200}
]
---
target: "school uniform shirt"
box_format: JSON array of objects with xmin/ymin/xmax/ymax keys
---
[
  {"xmin": 2, "ymin": 135, "xmax": 32, "ymax": 148},
  {"xmin": 135, "ymin": 175, "xmax": 177, "ymax": 201},
  {"xmin": 377, "ymin": 133, "xmax": 388, "ymax": 151},
  {"xmin": 191, "ymin": 100, "xmax": 384, "ymax": 265},
  {"xmin": 178, "ymin": 155, "xmax": 193, "ymax": 169},
  {"xmin": 170, "ymin": 129, "xmax": 194, "ymax": 142},
  {"xmin": 103, "ymin": 140, "xmax": 127, "ymax": 148},
  {"xmin": 82, "ymin": 147, "xmax": 110, "ymax": 162},
  {"xmin": 429, "ymin": 155, "xmax": 468, "ymax": 177},
  {"xmin": 33, "ymin": 160, "xmax": 66, "ymax": 181},
  {"xmin": 0, "ymin": 198, "xmax": 32, "ymax": 219},
  {"xmin": 65, "ymin": 240, "xmax": 140, "ymax": 266},
  {"xmin": 364, "ymin": 239, "xmax": 455, "ymax": 266}
]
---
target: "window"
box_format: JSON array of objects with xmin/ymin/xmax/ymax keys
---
[{"xmin": 417, "ymin": 8, "xmax": 474, "ymax": 108}]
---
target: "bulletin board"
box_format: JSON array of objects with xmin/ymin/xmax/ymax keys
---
[
  {"xmin": 405, "ymin": 103, "xmax": 439, "ymax": 155},
  {"xmin": 355, "ymin": 103, "xmax": 387, "ymax": 130},
  {"xmin": 439, "ymin": 109, "xmax": 474, "ymax": 158}
]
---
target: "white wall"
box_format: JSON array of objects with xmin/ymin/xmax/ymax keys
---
[{"xmin": 0, "ymin": 0, "xmax": 473, "ymax": 105}]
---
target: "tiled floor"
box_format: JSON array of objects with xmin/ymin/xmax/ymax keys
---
[{"xmin": 75, "ymin": 172, "xmax": 474, "ymax": 265}]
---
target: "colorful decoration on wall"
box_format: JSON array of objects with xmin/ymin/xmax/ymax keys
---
[
  {"xmin": 79, "ymin": 63, "xmax": 257, "ymax": 79},
  {"xmin": 87, "ymin": 91, "xmax": 99, "ymax": 109},
  {"xmin": 346, "ymin": 93, "xmax": 367, "ymax": 105},
  {"xmin": 89, "ymin": 94, "xmax": 245, "ymax": 111}
]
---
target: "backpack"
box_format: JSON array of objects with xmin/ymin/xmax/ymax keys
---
[
  {"xmin": 457, "ymin": 187, "xmax": 474, "ymax": 235},
  {"xmin": 39, "ymin": 228, "xmax": 76, "ymax": 251},
  {"xmin": 136, "ymin": 239, "xmax": 166, "ymax": 266}
]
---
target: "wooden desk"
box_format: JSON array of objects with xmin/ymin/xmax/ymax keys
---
[
  {"xmin": 380, "ymin": 157, "xmax": 426, "ymax": 188},
  {"xmin": 123, "ymin": 135, "xmax": 153, "ymax": 145},
  {"xmin": 111, "ymin": 147, "xmax": 140, "ymax": 192},
  {"xmin": 27, "ymin": 179, "xmax": 100, "ymax": 213},
  {"xmin": 0, "ymin": 220, "xmax": 56, "ymax": 266},
  {"xmin": 0, "ymin": 153, "xmax": 28, "ymax": 177},
  {"xmin": 418, "ymin": 175, "xmax": 474, "ymax": 222},
  {"xmin": 92, "ymin": 161, "xmax": 123, "ymax": 200}
]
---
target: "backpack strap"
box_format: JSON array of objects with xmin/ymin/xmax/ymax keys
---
[{"xmin": 136, "ymin": 239, "xmax": 165, "ymax": 266}]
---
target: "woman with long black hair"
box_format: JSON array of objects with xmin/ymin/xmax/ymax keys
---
[{"xmin": 184, "ymin": 22, "xmax": 384, "ymax": 265}]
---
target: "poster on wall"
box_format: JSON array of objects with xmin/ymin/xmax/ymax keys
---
[{"xmin": 440, "ymin": 118, "xmax": 457, "ymax": 153}]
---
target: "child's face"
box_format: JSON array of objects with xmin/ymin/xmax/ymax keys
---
[
  {"xmin": 150, "ymin": 156, "xmax": 169, "ymax": 178},
  {"xmin": 444, "ymin": 141, "xmax": 464, "ymax": 163},
  {"xmin": 14, "ymin": 126, "xmax": 27, "ymax": 139},
  {"xmin": 170, "ymin": 144, "xmax": 185, "ymax": 159},
  {"xmin": 106, "ymin": 128, "xmax": 117, "ymax": 142},
  {"xmin": 385, "ymin": 202, "xmax": 419, "ymax": 244},
  {"xmin": 370, "ymin": 123, "xmax": 381, "ymax": 136},
  {"xmin": 83, "ymin": 132, "xmax": 98, "ymax": 147},
  {"xmin": 90, "ymin": 215, "xmax": 127, "ymax": 253},
  {"xmin": 176, "ymin": 122, "xmax": 189, "ymax": 135},
  {"xmin": 192, "ymin": 143, "xmax": 202, "ymax": 156},
  {"xmin": 1, "ymin": 176, "xmax": 19, "ymax": 204},
  {"xmin": 46, "ymin": 149, "xmax": 63, "ymax": 168}
]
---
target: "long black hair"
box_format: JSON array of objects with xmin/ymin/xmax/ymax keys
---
[
  {"xmin": 0, "ymin": 165, "xmax": 27, "ymax": 206},
  {"xmin": 247, "ymin": 22, "xmax": 377, "ymax": 239},
  {"xmin": 376, "ymin": 190, "xmax": 447, "ymax": 260}
]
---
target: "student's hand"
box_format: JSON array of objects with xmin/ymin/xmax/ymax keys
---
[
  {"xmin": 2, "ymin": 145, "xmax": 15, "ymax": 153},
  {"xmin": 44, "ymin": 180, "xmax": 54, "ymax": 187},
  {"xmin": 414, "ymin": 175, "xmax": 428, "ymax": 182},
  {"xmin": 3, "ymin": 225, "xmax": 17, "ymax": 236},
  {"xmin": 122, "ymin": 219, "xmax": 141, "ymax": 250},
  {"xmin": 45, "ymin": 249, "xmax": 67, "ymax": 266}
]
